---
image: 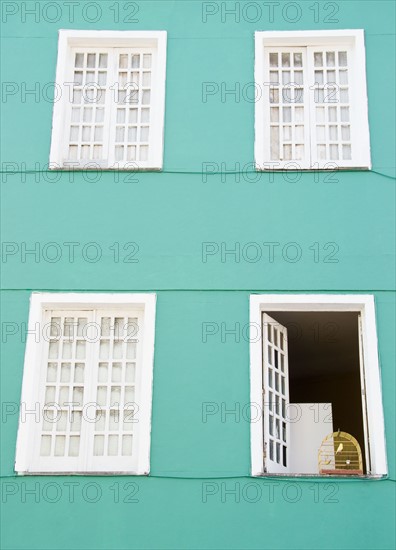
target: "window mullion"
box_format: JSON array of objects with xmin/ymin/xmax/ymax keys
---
[
  {"xmin": 79, "ymin": 309, "xmax": 96, "ymax": 472},
  {"xmin": 306, "ymin": 46, "xmax": 316, "ymax": 169},
  {"xmin": 106, "ymin": 48, "xmax": 118, "ymax": 168}
]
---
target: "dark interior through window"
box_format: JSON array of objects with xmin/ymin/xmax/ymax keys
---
[{"xmin": 268, "ymin": 311, "xmax": 366, "ymax": 473}]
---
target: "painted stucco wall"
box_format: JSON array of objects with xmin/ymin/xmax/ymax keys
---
[{"xmin": 1, "ymin": 1, "xmax": 395, "ymax": 548}]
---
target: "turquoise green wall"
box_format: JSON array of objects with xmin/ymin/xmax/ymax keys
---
[{"xmin": 1, "ymin": 1, "xmax": 395, "ymax": 549}]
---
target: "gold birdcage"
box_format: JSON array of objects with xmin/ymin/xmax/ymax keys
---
[{"xmin": 318, "ymin": 430, "xmax": 363, "ymax": 475}]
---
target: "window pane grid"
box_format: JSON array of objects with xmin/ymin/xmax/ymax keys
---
[
  {"xmin": 265, "ymin": 321, "xmax": 288, "ymax": 468},
  {"xmin": 39, "ymin": 311, "xmax": 140, "ymax": 464},
  {"xmin": 40, "ymin": 315, "xmax": 89, "ymax": 458},
  {"xmin": 16, "ymin": 293, "xmax": 156, "ymax": 474},
  {"xmin": 312, "ymin": 49, "xmax": 352, "ymax": 162},
  {"xmin": 114, "ymin": 52, "xmax": 152, "ymax": 163},
  {"xmin": 268, "ymin": 49, "xmax": 306, "ymax": 162},
  {"xmin": 93, "ymin": 315, "xmax": 138, "ymax": 458},
  {"xmin": 262, "ymin": 41, "xmax": 360, "ymax": 168},
  {"xmin": 68, "ymin": 51, "xmax": 109, "ymax": 162},
  {"xmin": 64, "ymin": 47, "xmax": 156, "ymax": 166}
]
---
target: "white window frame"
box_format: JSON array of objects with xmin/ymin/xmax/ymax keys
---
[
  {"xmin": 15, "ymin": 292, "xmax": 156, "ymax": 475},
  {"xmin": 49, "ymin": 30, "xmax": 167, "ymax": 170},
  {"xmin": 250, "ymin": 294, "xmax": 387, "ymax": 477},
  {"xmin": 255, "ymin": 30, "xmax": 371, "ymax": 170}
]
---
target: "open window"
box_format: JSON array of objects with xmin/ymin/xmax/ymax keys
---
[{"xmin": 250, "ymin": 295, "xmax": 387, "ymax": 477}]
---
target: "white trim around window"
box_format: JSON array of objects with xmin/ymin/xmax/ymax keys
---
[
  {"xmin": 49, "ymin": 30, "xmax": 167, "ymax": 170},
  {"xmin": 15, "ymin": 293, "xmax": 156, "ymax": 475},
  {"xmin": 250, "ymin": 294, "xmax": 387, "ymax": 477},
  {"xmin": 255, "ymin": 30, "xmax": 371, "ymax": 170}
]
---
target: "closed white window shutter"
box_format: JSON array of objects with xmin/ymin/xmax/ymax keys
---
[
  {"xmin": 32, "ymin": 312, "xmax": 94, "ymax": 472},
  {"xmin": 66, "ymin": 49, "xmax": 111, "ymax": 166},
  {"xmin": 88, "ymin": 311, "xmax": 143, "ymax": 473},
  {"xmin": 50, "ymin": 31, "xmax": 167, "ymax": 170},
  {"xmin": 264, "ymin": 48, "xmax": 310, "ymax": 167},
  {"xmin": 111, "ymin": 49, "xmax": 154, "ymax": 164},
  {"xmin": 63, "ymin": 47, "xmax": 157, "ymax": 169},
  {"xmin": 256, "ymin": 31, "xmax": 371, "ymax": 170},
  {"xmin": 308, "ymin": 47, "xmax": 353, "ymax": 165},
  {"xmin": 27, "ymin": 308, "xmax": 145, "ymax": 473}
]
